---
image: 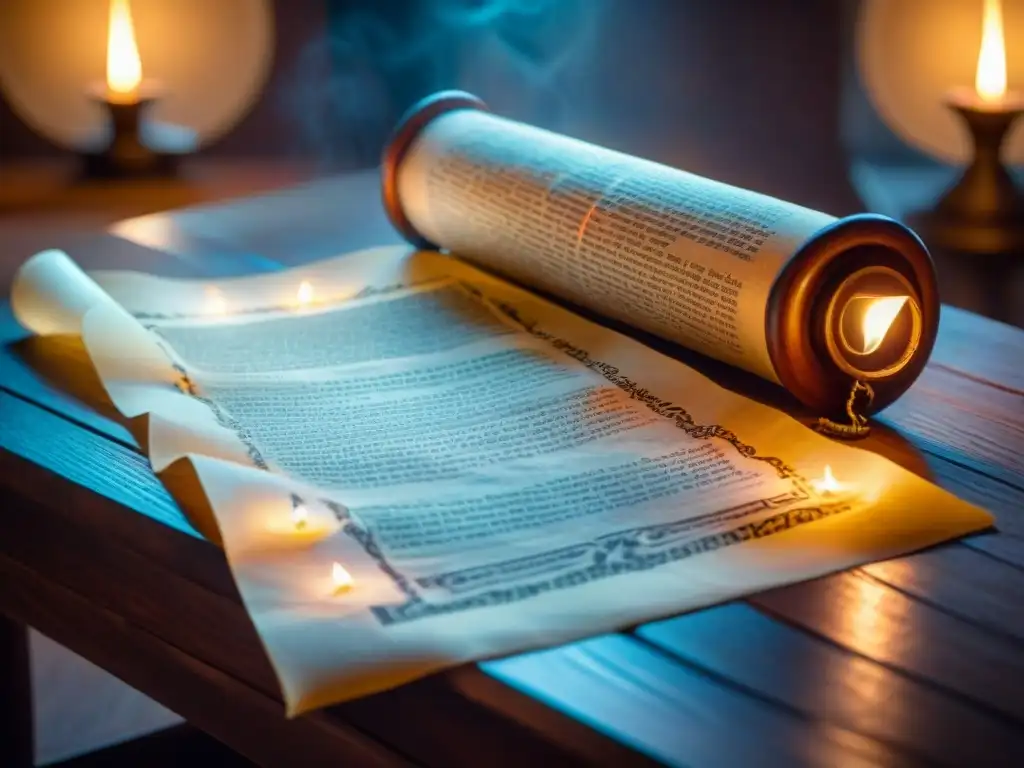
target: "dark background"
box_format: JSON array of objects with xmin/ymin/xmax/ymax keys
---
[{"xmin": 0, "ymin": 0, "xmax": 863, "ymax": 214}]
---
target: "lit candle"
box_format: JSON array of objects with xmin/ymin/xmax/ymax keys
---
[
  {"xmin": 947, "ymin": 0, "xmax": 1023, "ymax": 111},
  {"xmin": 291, "ymin": 502, "xmax": 309, "ymax": 530},
  {"xmin": 82, "ymin": 0, "xmax": 172, "ymax": 180},
  {"xmin": 105, "ymin": 0, "xmax": 143, "ymax": 105},
  {"xmin": 264, "ymin": 500, "xmax": 339, "ymax": 542},
  {"xmin": 204, "ymin": 287, "xmax": 228, "ymax": 316},
  {"xmin": 296, "ymin": 280, "xmax": 314, "ymax": 308},
  {"xmin": 332, "ymin": 561, "xmax": 354, "ymax": 594},
  {"xmin": 812, "ymin": 465, "xmax": 844, "ymax": 497}
]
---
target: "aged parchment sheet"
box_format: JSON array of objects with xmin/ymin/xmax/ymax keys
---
[{"xmin": 11, "ymin": 246, "xmax": 992, "ymax": 715}]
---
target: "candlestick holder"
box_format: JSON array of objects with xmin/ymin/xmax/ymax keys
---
[
  {"xmin": 79, "ymin": 88, "xmax": 179, "ymax": 180},
  {"xmin": 910, "ymin": 91, "xmax": 1024, "ymax": 254}
]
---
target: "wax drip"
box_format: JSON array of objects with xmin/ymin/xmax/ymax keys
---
[{"xmin": 815, "ymin": 380, "xmax": 874, "ymax": 440}]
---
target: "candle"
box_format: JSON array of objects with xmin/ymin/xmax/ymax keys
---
[
  {"xmin": 263, "ymin": 499, "xmax": 340, "ymax": 542},
  {"xmin": 204, "ymin": 287, "xmax": 228, "ymax": 316},
  {"xmin": 812, "ymin": 465, "xmax": 844, "ymax": 497},
  {"xmin": 947, "ymin": 0, "xmax": 1024, "ymax": 112},
  {"xmin": 82, "ymin": 0, "xmax": 174, "ymax": 179},
  {"xmin": 296, "ymin": 280, "xmax": 314, "ymax": 308},
  {"xmin": 332, "ymin": 562, "xmax": 354, "ymax": 594},
  {"xmin": 105, "ymin": 0, "xmax": 142, "ymax": 105}
]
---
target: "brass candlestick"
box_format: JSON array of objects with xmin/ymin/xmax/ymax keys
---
[
  {"xmin": 79, "ymin": 87, "xmax": 179, "ymax": 180},
  {"xmin": 911, "ymin": 92, "xmax": 1024, "ymax": 254}
]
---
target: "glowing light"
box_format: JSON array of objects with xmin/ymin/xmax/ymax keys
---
[
  {"xmin": 291, "ymin": 503, "xmax": 308, "ymax": 530},
  {"xmin": 814, "ymin": 465, "xmax": 842, "ymax": 496},
  {"xmin": 204, "ymin": 287, "xmax": 227, "ymax": 316},
  {"xmin": 332, "ymin": 562, "xmax": 354, "ymax": 593},
  {"xmin": 106, "ymin": 0, "xmax": 142, "ymax": 103},
  {"xmin": 976, "ymin": 0, "xmax": 1007, "ymax": 102},
  {"xmin": 860, "ymin": 296, "xmax": 909, "ymax": 355},
  {"xmin": 296, "ymin": 280, "xmax": 314, "ymax": 307}
]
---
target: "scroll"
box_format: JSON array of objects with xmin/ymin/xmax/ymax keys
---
[
  {"xmin": 9, "ymin": 93, "xmax": 992, "ymax": 717},
  {"xmin": 383, "ymin": 92, "xmax": 938, "ymax": 435}
]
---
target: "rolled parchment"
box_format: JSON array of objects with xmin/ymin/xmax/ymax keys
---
[{"xmin": 382, "ymin": 91, "xmax": 938, "ymax": 417}]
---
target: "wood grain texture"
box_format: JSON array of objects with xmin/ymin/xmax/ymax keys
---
[
  {"xmin": 882, "ymin": 365, "xmax": 1024, "ymax": 489},
  {"xmin": 0, "ymin": 556, "xmax": 406, "ymax": 768},
  {"xmin": 932, "ymin": 305, "xmax": 1024, "ymax": 393},
  {"xmin": 753, "ymin": 572, "xmax": 1024, "ymax": 724},
  {"xmin": 638, "ymin": 602, "xmax": 1024, "ymax": 767},
  {"xmin": 485, "ymin": 634, "xmax": 921, "ymax": 768}
]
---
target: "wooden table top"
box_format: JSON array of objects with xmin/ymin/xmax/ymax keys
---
[{"xmin": 2, "ymin": 170, "xmax": 1024, "ymax": 767}]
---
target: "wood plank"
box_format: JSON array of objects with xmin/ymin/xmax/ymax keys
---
[
  {"xmin": 0, "ymin": 555, "xmax": 407, "ymax": 768},
  {"xmin": 932, "ymin": 305, "xmax": 1024, "ymax": 393},
  {"xmin": 3, "ymin": 476, "xmax": 280, "ymax": 697},
  {"xmin": 0, "ymin": 308, "xmax": 139, "ymax": 450},
  {"xmin": 638, "ymin": 602, "xmax": 1024, "ymax": 767},
  {"xmin": 0, "ymin": 392, "xmax": 205, "ymax": 546},
  {"xmin": 882, "ymin": 364, "xmax": 1024, "ymax": 490},
  {"xmin": 443, "ymin": 664, "xmax": 663, "ymax": 768},
  {"xmin": 752, "ymin": 571, "xmax": 1024, "ymax": 725},
  {"xmin": 922, "ymin": 456, "xmax": 1024, "ymax": 568},
  {"xmin": 861, "ymin": 547, "xmax": 1024, "ymax": 644},
  {"xmin": 484, "ymin": 634, "xmax": 922, "ymax": 768}
]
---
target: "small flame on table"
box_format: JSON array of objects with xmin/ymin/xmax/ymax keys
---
[
  {"xmin": 296, "ymin": 280, "xmax": 314, "ymax": 307},
  {"xmin": 204, "ymin": 287, "xmax": 227, "ymax": 316},
  {"xmin": 332, "ymin": 562, "xmax": 354, "ymax": 593},
  {"xmin": 813, "ymin": 465, "xmax": 842, "ymax": 496},
  {"xmin": 291, "ymin": 503, "xmax": 309, "ymax": 530}
]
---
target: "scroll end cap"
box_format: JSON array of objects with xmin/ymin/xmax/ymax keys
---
[{"xmin": 381, "ymin": 91, "xmax": 489, "ymax": 249}]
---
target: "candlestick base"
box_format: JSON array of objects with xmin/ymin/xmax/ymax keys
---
[
  {"xmin": 909, "ymin": 98, "xmax": 1024, "ymax": 254},
  {"xmin": 77, "ymin": 95, "xmax": 180, "ymax": 181}
]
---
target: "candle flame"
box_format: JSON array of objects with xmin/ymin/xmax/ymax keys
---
[
  {"xmin": 817, "ymin": 465, "xmax": 841, "ymax": 495},
  {"xmin": 291, "ymin": 503, "xmax": 308, "ymax": 530},
  {"xmin": 296, "ymin": 281, "xmax": 314, "ymax": 306},
  {"xmin": 332, "ymin": 562, "xmax": 354, "ymax": 592},
  {"xmin": 976, "ymin": 0, "xmax": 1007, "ymax": 102},
  {"xmin": 106, "ymin": 0, "xmax": 142, "ymax": 102},
  {"xmin": 860, "ymin": 296, "xmax": 909, "ymax": 355}
]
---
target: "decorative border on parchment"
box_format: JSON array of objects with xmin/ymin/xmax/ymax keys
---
[{"xmin": 141, "ymin": 283, "xmax": 840, "ymax": 627}]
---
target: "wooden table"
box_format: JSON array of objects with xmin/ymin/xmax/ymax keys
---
[{"xmin": 2, "ymin": 171, "xmax": 1024, "ymax": 767}]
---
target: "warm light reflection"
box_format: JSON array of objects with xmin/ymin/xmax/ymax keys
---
[
  {"xmin": 296, "ymin": 280, "xmax": 314, "ymax": 307},
  {"xmin": 291, "ymin": 503, "xmax": 309, "ymax": 530},
  {"xmin": 814, "ymin": 465, "xmax": 842, "ymax": 496},
  {"xmin": 860, "ymin": 296, "xmax": 909, "ymax": 355},
  {"xmin": 204, "ymin": 287, "xmax": 227, "ymax": 316},
  {"xmin": 976, "ymin": 0, "xmax": 1007, "ymax": 102},
  {"xmin": 106, "ymin": 0, "xmax": 142, "ymax": 102},
  {"xmin": 332, "ymin": 562, "xmax": 354, "ymax": 593}
]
